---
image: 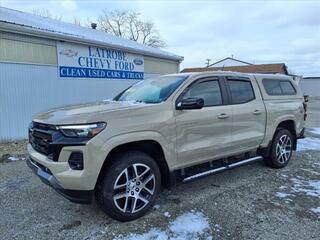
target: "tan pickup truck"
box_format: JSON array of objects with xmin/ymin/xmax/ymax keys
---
[{"xmin": 27, "ymin": 71, "xmax": 306, "ymax": 221}]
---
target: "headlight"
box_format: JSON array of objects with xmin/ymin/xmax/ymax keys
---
[{"xmin": 58, "ymin": 123, "xmax": 106, "ymax": 138}]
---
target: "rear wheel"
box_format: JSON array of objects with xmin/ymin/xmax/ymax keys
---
[
  {"xmin": 95, "ymin": 151, "xmax": 161, "ymax": 221},
  {"xmin": 264, "ymin": 128, "xmax": 293, "ymax": 168}
]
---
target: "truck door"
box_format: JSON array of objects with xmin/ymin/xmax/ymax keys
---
[
  {"xmin": 175, "ymin": 77, "xmax": 233, "ymax": 167},
  {"xmin": 225, "ymin": 76, "xmax": 266, "ymax": 152}
]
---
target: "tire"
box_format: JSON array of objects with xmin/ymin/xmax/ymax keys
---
[
  {"xmin": 264, "ymin": 128, "xmax": 294, "ymax": 168},
  {"xmin": 95, "ymin": 151, "xmax": 161, "ymax": 222}
]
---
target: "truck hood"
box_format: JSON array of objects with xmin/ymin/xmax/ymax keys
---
[{"xmin": 33, "ymin": 100, "xmax": 149, "ymax": 125}]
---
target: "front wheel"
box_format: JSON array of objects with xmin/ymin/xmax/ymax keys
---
[
  {"xmin": 264, "ymin": 128, "xmax": 294, "ymax": 168},
  {"xmin": 95, "ymin": 151, "xmax": 161, "ymax": 221}
]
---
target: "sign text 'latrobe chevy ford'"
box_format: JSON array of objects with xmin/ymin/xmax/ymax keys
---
[{"xmin": 57, "ymin": 42, "xmax": 144, "ymax": 80}]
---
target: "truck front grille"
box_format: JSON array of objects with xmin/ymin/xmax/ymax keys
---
[
  {"xmin": 29, "ymin": 122, "xmax": 59, "ymax": 161},
  {"xmin": 28, "ymin": 122, "xmax": 88, "ymax": 162}
]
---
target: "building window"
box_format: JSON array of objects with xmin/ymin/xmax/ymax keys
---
[{"xmin": 0, "ymin": 38, "xmax": 57, "ymax": 65}]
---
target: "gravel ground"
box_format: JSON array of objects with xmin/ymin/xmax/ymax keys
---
[{"xmin": 1, "ymin": 99, "xmax": 320, "ymax": 240}]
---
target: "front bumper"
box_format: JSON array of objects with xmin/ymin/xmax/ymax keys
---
[{"xmin": 27, "ymin": 156, "xmax": 93, "ymax": 204}]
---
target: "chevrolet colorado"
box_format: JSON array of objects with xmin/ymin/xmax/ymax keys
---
[{"xmin": 27, "ymin": 72, "xmax": 306, "ymax": 221}]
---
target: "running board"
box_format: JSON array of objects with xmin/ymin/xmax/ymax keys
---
[{"xmin": 183, "ymin": 156, "xmax": 263, "ymax": 182}]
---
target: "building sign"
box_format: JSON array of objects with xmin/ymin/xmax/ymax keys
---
[{"xmin": 57, "ymin": 42, "xmax": 144, "ymax": 80}]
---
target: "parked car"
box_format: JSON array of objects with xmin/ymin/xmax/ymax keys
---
[{"xmin": 27, "ymin": 72, "xmax": 306, "ymax": 221}]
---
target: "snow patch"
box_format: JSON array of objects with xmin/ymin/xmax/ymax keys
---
[
  {"xmin": 276, "ymin": 172, "xmax": 320, "ymax": 201},
  {"xmin": 291, "ymin": 178, "xmax": 320, "ymax": 198},
  {"xmin": 8, "ymin": 156, "xmax": 20, "ymax": 161},
  {"xmin": 116, "ymin": 212, "xmax": 212, "ymax": 240},
  {"xmin": 310, "ymin": 207, "xmax": 320, "ymax": 214},
  {"xmin": 297, "ymin": 137, "xmax": 320, "ymax": 151},
  {"xmin": 275, "ymin": 192, "xmax": 291, "ymax": 198},
  {"xmin": 301, "ymin": 168, "xmax": 320, "ymax": 175},
  {"xmin": 164, "ymin": 212, "xmax": 171, "ymax": 218},
  {"xmin": 7, "ymin": 156, "xmax": 26, "ymax": 161},
  {"xmin": 310, "ymin": 128, "xmax": 320, "ymax": 135},
  {"xmin": 117, "ymin": 229, "xmax": 167, "ymax": 240},
  {"xmin": 169, "ymin": 212, "xmax": 210, "ymax": 237}
]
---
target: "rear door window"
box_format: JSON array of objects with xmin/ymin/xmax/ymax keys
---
[
  {"xmin": 262, "ymin": 79, "xmax": 296, "ymax": 95},
  {"xmin": 228, "ymin": 79, "xmax": 255, "ymax": 104}
]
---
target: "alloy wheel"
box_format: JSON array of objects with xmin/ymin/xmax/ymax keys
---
[
  {"xmin": 113, "ymin": 163, "xmax": 155, "ymax": 213},
  {"xmin": 276, "ymin": 134, "xmax": 292, "ymax": 163}
]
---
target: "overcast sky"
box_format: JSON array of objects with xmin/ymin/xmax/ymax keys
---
[{"xmin": 1, "ymin": 0, "xmax": 320, "ymax": 75}]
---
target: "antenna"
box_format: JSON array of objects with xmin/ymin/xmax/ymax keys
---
[{"xmin": 205, "ymin": 59, "xmax": 211, "ymax": 67}]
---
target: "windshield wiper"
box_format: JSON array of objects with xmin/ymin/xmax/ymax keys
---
[
  {"xmin": 134, "ymin": 100, "xmax": 160, "ymax": 104},
  {"xmin": 143, "ymin": 100, "xmax": 161, "ymax": 104}
]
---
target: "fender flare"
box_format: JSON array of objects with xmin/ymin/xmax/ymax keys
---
[{"xmin": 96, "ymin": 130, "xmax": 175, "ymax": 172}]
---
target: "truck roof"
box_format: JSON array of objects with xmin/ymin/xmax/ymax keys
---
[{"xmin": 169, "ymin": 71, "xmax": 293, "ymax": 80}]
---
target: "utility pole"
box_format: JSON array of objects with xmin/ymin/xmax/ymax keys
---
[{"xmin": 205, "ymin": 59, "xmax": 211, "ymax": 67}]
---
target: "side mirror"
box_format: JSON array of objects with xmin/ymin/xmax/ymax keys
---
[{"xmin": 176, "ymin": 98, "xmax": 204, "ymax": 110}]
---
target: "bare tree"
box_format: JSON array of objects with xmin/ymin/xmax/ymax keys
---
[
  {"xmin": 97, "ymin": 10, "xmax": 166, "ymax": 48},
  {"xmin": 32, "ymin": 9, "xmax": 83, "ymax": 26},
  {"xmin": 73, "ymin": 17, "xmax": 82, "ymax": 26},
  {"xmin": 32, "ymin": 9, "xmax": 63, "ymax": 21}
]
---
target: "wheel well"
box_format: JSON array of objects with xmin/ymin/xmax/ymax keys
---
[
  {"xmin": 277, "ymin": 120, "xmax": 297, "ymax": 150},
  {"xmin": 96, "ymin": 140, "xmax": 171, "ymax": 189},
  {"xmin": 258, "ymin": 120, "xmax": 298, "ymax": 157}
]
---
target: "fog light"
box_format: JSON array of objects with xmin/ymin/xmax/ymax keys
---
[{"xmin": 68, "ymin": 152, "xmax": 83, "ymax": 170}]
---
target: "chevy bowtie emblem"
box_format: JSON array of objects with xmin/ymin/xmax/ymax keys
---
[{"xmin": 59, "ymin": 49, "xmax": 78, "ymax": 57}]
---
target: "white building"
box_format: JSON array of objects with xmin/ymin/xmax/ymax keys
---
[
  {"xmin": 299, "ymin": 76, "xmax": 320, "ymax": 97},
  {"xmin": 0, "ymin": 7, "xmax": 183, "ymax": 141},
  {"xmin": 208, "ymin": 57, "xmax": 252, "ymax": 67}
]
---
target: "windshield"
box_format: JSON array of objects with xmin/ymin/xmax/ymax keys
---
[{"xmin": 114, "ymin": 76, "xmax": 188, "ymax": 103}]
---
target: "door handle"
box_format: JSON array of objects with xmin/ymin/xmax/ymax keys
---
[
  {"xmin": 217, "ymin": 113, "xmax": 229, "ymax": 119},
  {"xmin": 253, "ymin": 110, "xmax": 262, "ymax": 115}
]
